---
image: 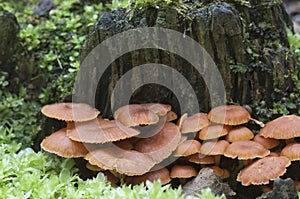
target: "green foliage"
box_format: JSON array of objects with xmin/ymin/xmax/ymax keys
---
[
  {"xmin": 0, "ymin": 77, "xmax": 40, "ymax": 148},
  {"xmin": 0, "ymin": 138, "xmax": 222, "ymax": 199}
]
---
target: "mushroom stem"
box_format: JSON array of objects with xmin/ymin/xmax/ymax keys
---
[
  {"xmin": 242, "ymin": 159, "xmax": 253, "ymax": 167},
  {"xmin": 214, "ymin": 155, "xmax": 221, "ymax": 167},
  {"xmin": 250, "ymin": 117, "xmax": 265, "ymax": 127}
]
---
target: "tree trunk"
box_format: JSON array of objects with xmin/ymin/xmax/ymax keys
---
[{"xmin": 76, "ymin": 0, "xmax": 299, "ymax": 119}]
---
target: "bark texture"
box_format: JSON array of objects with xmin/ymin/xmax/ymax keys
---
[{"xmin": 77, "ymin": 0, "xmax": 299, "ymax": 118}]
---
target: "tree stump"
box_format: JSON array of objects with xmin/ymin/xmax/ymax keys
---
[{"xmin": 76, "ymin": 0, "xmax": 299, "ymax": 119}]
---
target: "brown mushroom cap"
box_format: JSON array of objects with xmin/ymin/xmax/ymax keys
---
[
  {"xmin": 188, "ymin": 154, "xmax": 215, "ymax": 164},
  {"xmin": 125, "ymin": 168, "xmax": 171, "ymax": 185},
  {"xmin": 86, "ymin": 162, "xmax": 103, "ymax": 171},
  {"xmin": 177, "ymin": 113, "xmax": 188, "ymax": 129},
  {"xmin": 208, "ymin": 105, "xmax": 251, "ymax": 125},
  {"xmin": 67, "ymin": 117, "xmax": 140, "ymax": 144},
  {"xmin": 85, "ymin": 147, "xmax": 156, "ymax": 176},
  {"xmin": 41, "ymin": 103, "xmax": 100, "ymax": 122},
  {"xmin": 134, "ymin": 122, "xmax": 181, "ymax": 163},
  {"xmin": 180, "ymin": 113, "xmax": 210, "ymax": 134},
  {"xmin": 253, "ymin": 134, "xmax": 280, "ymax": 149},
  {"xmin": 224, "ymin": 140, "xmax": 270, "ymax": 160},
  {"xmin": 144, "ymin": 103, "xmax": 172, "ymax": 116},
  {"xmin": 225, "ymin": 126, "xmax": 254, "ymax": 142},
  {"xmin": 170, "ymin": 165, "xmax": 198, "ymax": 178},
  {"xmin": 237, "ymin": 156, "xmax": 291, "ymax": 186},
  {"xmin": 199, "ymin": 124, "xmax": 231, "ymax": 140},
  {"xmin": 166, "ymin": 111, "xmax": 178, "ymax": 122},
  {"xmin": 207, "ymin": 166, "xmax": 230, "ymax": 179},
  {"xmin": 41, "ymin": 128, "xmax": 88, "ymax": 158},
  {"xmin": 260, "ymin": 115, "xmax": 300, "ymax": 139},
  {"xmin": 281, "ymin": 142, "xmax": 300, "ymax": 161},
  {"xmin": 173, "ymin": 140, "xmax": 201, "ymax": 157},
  {"xmin": 200, "ymin": 140, "xmax": 229, "ymax": 155},
  {"xmin": 114, "ymin": 103, "xmax": 171, "ymax": 127}
]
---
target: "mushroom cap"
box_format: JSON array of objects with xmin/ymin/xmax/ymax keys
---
[
  {"xmin": 224, "ymin": 140, "xmax": 270, "ymax": 160},
  {"xmin": 253, "ymin": 134, "xmax": 280, "ymax": 149},
  {"xmin": 143, "ymin": 103, "xmax": 172, "ymax": 116},
  {"xmin": 41, "ymin": 103, "xmax": 100, "ymax": 122},
  {"xmin": 208, "ymin": 105, "xmax": 251, "ymax": 125},
  {"xmin": 180, "ymin": 113, "xmax": 210, "ymax": 134},
  {"xmin": 41, "ymin": 128, "xmax": 88, "ymax": 158},
  {"xmin": 260, "ymin": 115, "xmax": 300, "ymax": 139},
  {"xmin": 281, "ymin": 142, "xmax": 300, "ymax": 161},
  {"xmin": 125, "ymin": 168, "xmax": 171, "ymax": 185},
  {"xmin": 188, "ymin": 154, "xmax": 215, "ymax": 164},
  {"xmin": 199, "ymin": 124, "xmax": 231, "ymax": 140},
  {"xmin": 114, "ymin": 103, "xmax": 171, "ymax": 127},
  {"xmin": 173, "ymin": 140, "xmax": 201, "ymax": 157},
  {"xmin": 225, "ymin": 126, "xmax": 254, "ymax": 142},
  {"xmin": 237, "ymin": 156, "xmax": 291, "ymax": 186},
  {"xmin": 166, "ymin": 111, "xmax": 178, "ymax": 122},
  {"xmin": 86, "ymin": 162, "xmax": 103, "ymax": 171},
  {"xmin": 67, "ymin": 117, "xmax": 140, "ymax": 144},
  {"xmin": 134, "ymin": 122, "xmax": 181, "ymax": 163},
  {"xmin": 200, "ymin": 140, "xmax": 229, "ymax": 155},
  {"xmin": 208, "ymin": 166, "xmax": 230, "ymax": 179},
  {"xmin": 85, "ymin": 147, "xmax": 156, "ymax": 176},
  {"xmin": 170, "ymin": 165, "xmax": 198, "ymax": 178},
  {"xmin": 177, "ymin": 113, "xmax": 188, "ymax": 129}
]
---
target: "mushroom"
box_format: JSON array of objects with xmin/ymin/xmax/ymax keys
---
[
  {"xmin": 180, "ymin": 113, "xmax": 210, "ymax": 134},
  {"xmin": 41, "ymin": 102, "xmax": 100, "ymax": 122},
  {"xmin": 253, "ymin": 134, "xmax": 280, "ymax": 149},
  {"xmin": 225, "ymin": 126, "xmax": 254, "ymax": 142},
  {"xmin": 170, "ymin": 165, "xmax": 198, "ymax": 185},
  {"xmin": 237, "ymin": 156, "xmax": 291, "ymax": 186},
  {"xmin": 173, "ymin": 140, "xmax": 201, "ymax": 157},
  {"xmin": 199, "ymin": 124, "xmax": 231, "ymax": 140},
  {"xmin": 86, "ymin": 162, "xmax": 103, "ymax": 171},
  {"xmin": 224, "ymin": 140, "xmax": 270, "ymax": 165},
  {"xmin": 85, "ymin": 147, "xmax": 156, "ymax": 176},
  {"xmin": 260, "ymin": 115, "xmax": 300, "ymax": 143},
  {"xmin": 281, "ymin": 142, "xmax": 300, "ymax": 161},
  {"xmin": 166, "ymin": 111, "xmax": 178, "ymax": 122},
  {"xmin": 67, "ymin": 117, "xmax": 140, "ymax": 144},
  {"xmin": 207, "ymin": 166, "xmax": 230, "ymax": 179},
  {"xmin": 208, "ymin": 105, "xmax": 264, "ymax": 127},
  {"xmin": 187, "ymin": 154, "xmax": 215, "ymax": 166},
  {"xmin": 125, "ymin": 168, "xmax": 171, "ymax": 185},
  {"xmin": 200, "ymin": 140, "xmax": 229, "ymax": 166},
  {"xmin": 134, "ymin": 122, "xmax": 181, "ymax": 163},
  {"xmin": 41, "ymin": 128, "xmax": 88, "ymax": 158},
  {"xmin": 177, "ymin": 113, "xmax": 188, "ymax": 129},
  {"xmin": 114, "ymin": 103, "xmax": 171, "ymax": 127}
]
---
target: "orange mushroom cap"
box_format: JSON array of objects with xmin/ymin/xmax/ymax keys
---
[
  {"xmin": 180, "ymin": 113, "xmax": 210, "ymax": 134},
  {"xmin": 126, "ymin": 168, "xmax": 171, "ymax": 185},
  {"xmin": 199, "ymin": 124, "xmax": 231, "ymax": 140},
  {"xmin": 253, "ymin": 134, "xmax": 280, "ymax": 149},
  {"xmin": 85, "ymin": 147, "xmax": 156, "ymax": 176},
  {"xmin": 173, "ymin": 140, "xmax": 201, "ymax": 157},
  {"xmin": 208, "ymin": 105, "xmax": 251, "ymax": 125},
  {"xmin": 170, "ymin": 165, "xmax": 198, "ymax": 178},
  {"xmin": 260, "ymin": 115, "xmax": 300, "ymax": 139},
  {"xmin": 237, "ymin": 156, "xmax": 291, "ymax": 186},
  {"xmin": 41, "ymin": 128, "xmax": 88, "ymax": 158},
  {"xmin": 134, "ymin": 122, "xmax": 181, "ymax": 163},
  {"xmin": 187, "ymin": 154, "xmax": 215, "ymax": 164},
  {"xmin": 207, "ymin": 166, "xmax": 230, "ymax": 179},
  {"xmin": 67, "ymin": 117, "xmax": 140, "ymax": 144},
  {"xmin": 41, "ymin": 103, "xmax": 100, "ymax": 122},
  {"xmin": 200, "ymin": 140, "xmax": 229, "ymax": 155},
  {"xmin": 224, "ymin": 140, "xmax": 270, "ymax": 160},
  {"xmin": 114, "ymin": 103, "xmax": 171, "ymax": 127},
  {"xmin": 281, "ymin": 142, "xmax": 300, "ymax": 161},
  {"xmin": 225, "ymin": 126, "xmax": 254, "ymax": 142},
  {"xmin": 166, "ymin": 111, "xmax": 178, "ymax": 122}
]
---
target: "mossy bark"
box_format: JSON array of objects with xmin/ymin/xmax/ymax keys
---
[{"xmin": 78, "ymin": 0, "xmax": 299, "ymax": 118}]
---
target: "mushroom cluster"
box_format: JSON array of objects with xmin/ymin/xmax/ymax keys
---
[{"xmin": 40, "ymin": 102, "xmax": 300, "ymax": 192}]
